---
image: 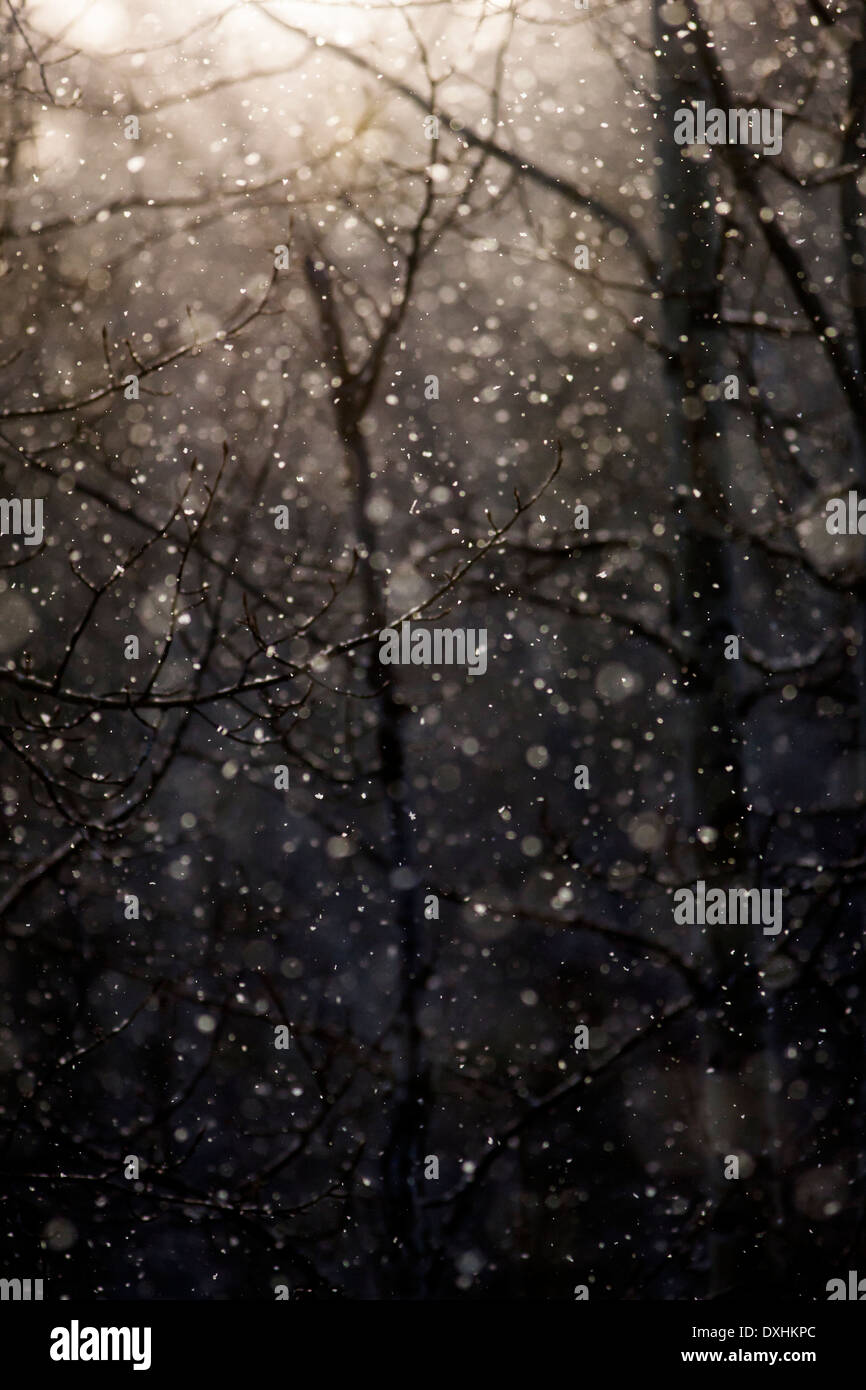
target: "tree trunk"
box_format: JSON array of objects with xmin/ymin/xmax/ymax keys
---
[{"xmin": 653, "ymin": 1, "xmax": 768, "ymax": 1297}]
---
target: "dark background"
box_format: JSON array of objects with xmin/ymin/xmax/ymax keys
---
[{"xmin": 0, "ymin": 0, "xmax": 864, "ymax": 1299}]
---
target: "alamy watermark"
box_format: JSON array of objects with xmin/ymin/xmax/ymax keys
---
[
  {"xmin": 673, "ymin": 880, "xmax": 782, "ymax": 936},
  {"xmin": 0, "ymin": 1276, "xmax": 42, "ymax": 1299},
  {"xmin": 827, "ymin": 1271, "xmax": 866, "ymax": 1299},
  {"xmin": 379, "ymin": 620, "xmax": 487, "ymax": 676},
  {"xmin": 825, "ymin": 491, "xmax": 866, "ymax": 534},
  {"xmin": 674, "ymin": 101, "xmax": 783, "ymax": 157},
  {"xmin": 49, "ymin": 1321, "xmax": 152, "ymax": 1371},
  {"xmin": 0, "ymin": 497, "xmax": 43, "ymax": 546}
]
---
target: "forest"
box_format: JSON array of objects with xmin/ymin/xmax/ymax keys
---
[{"xmin": 0, "ymin": 0, "xmax": 864, "ymax": 1301}]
